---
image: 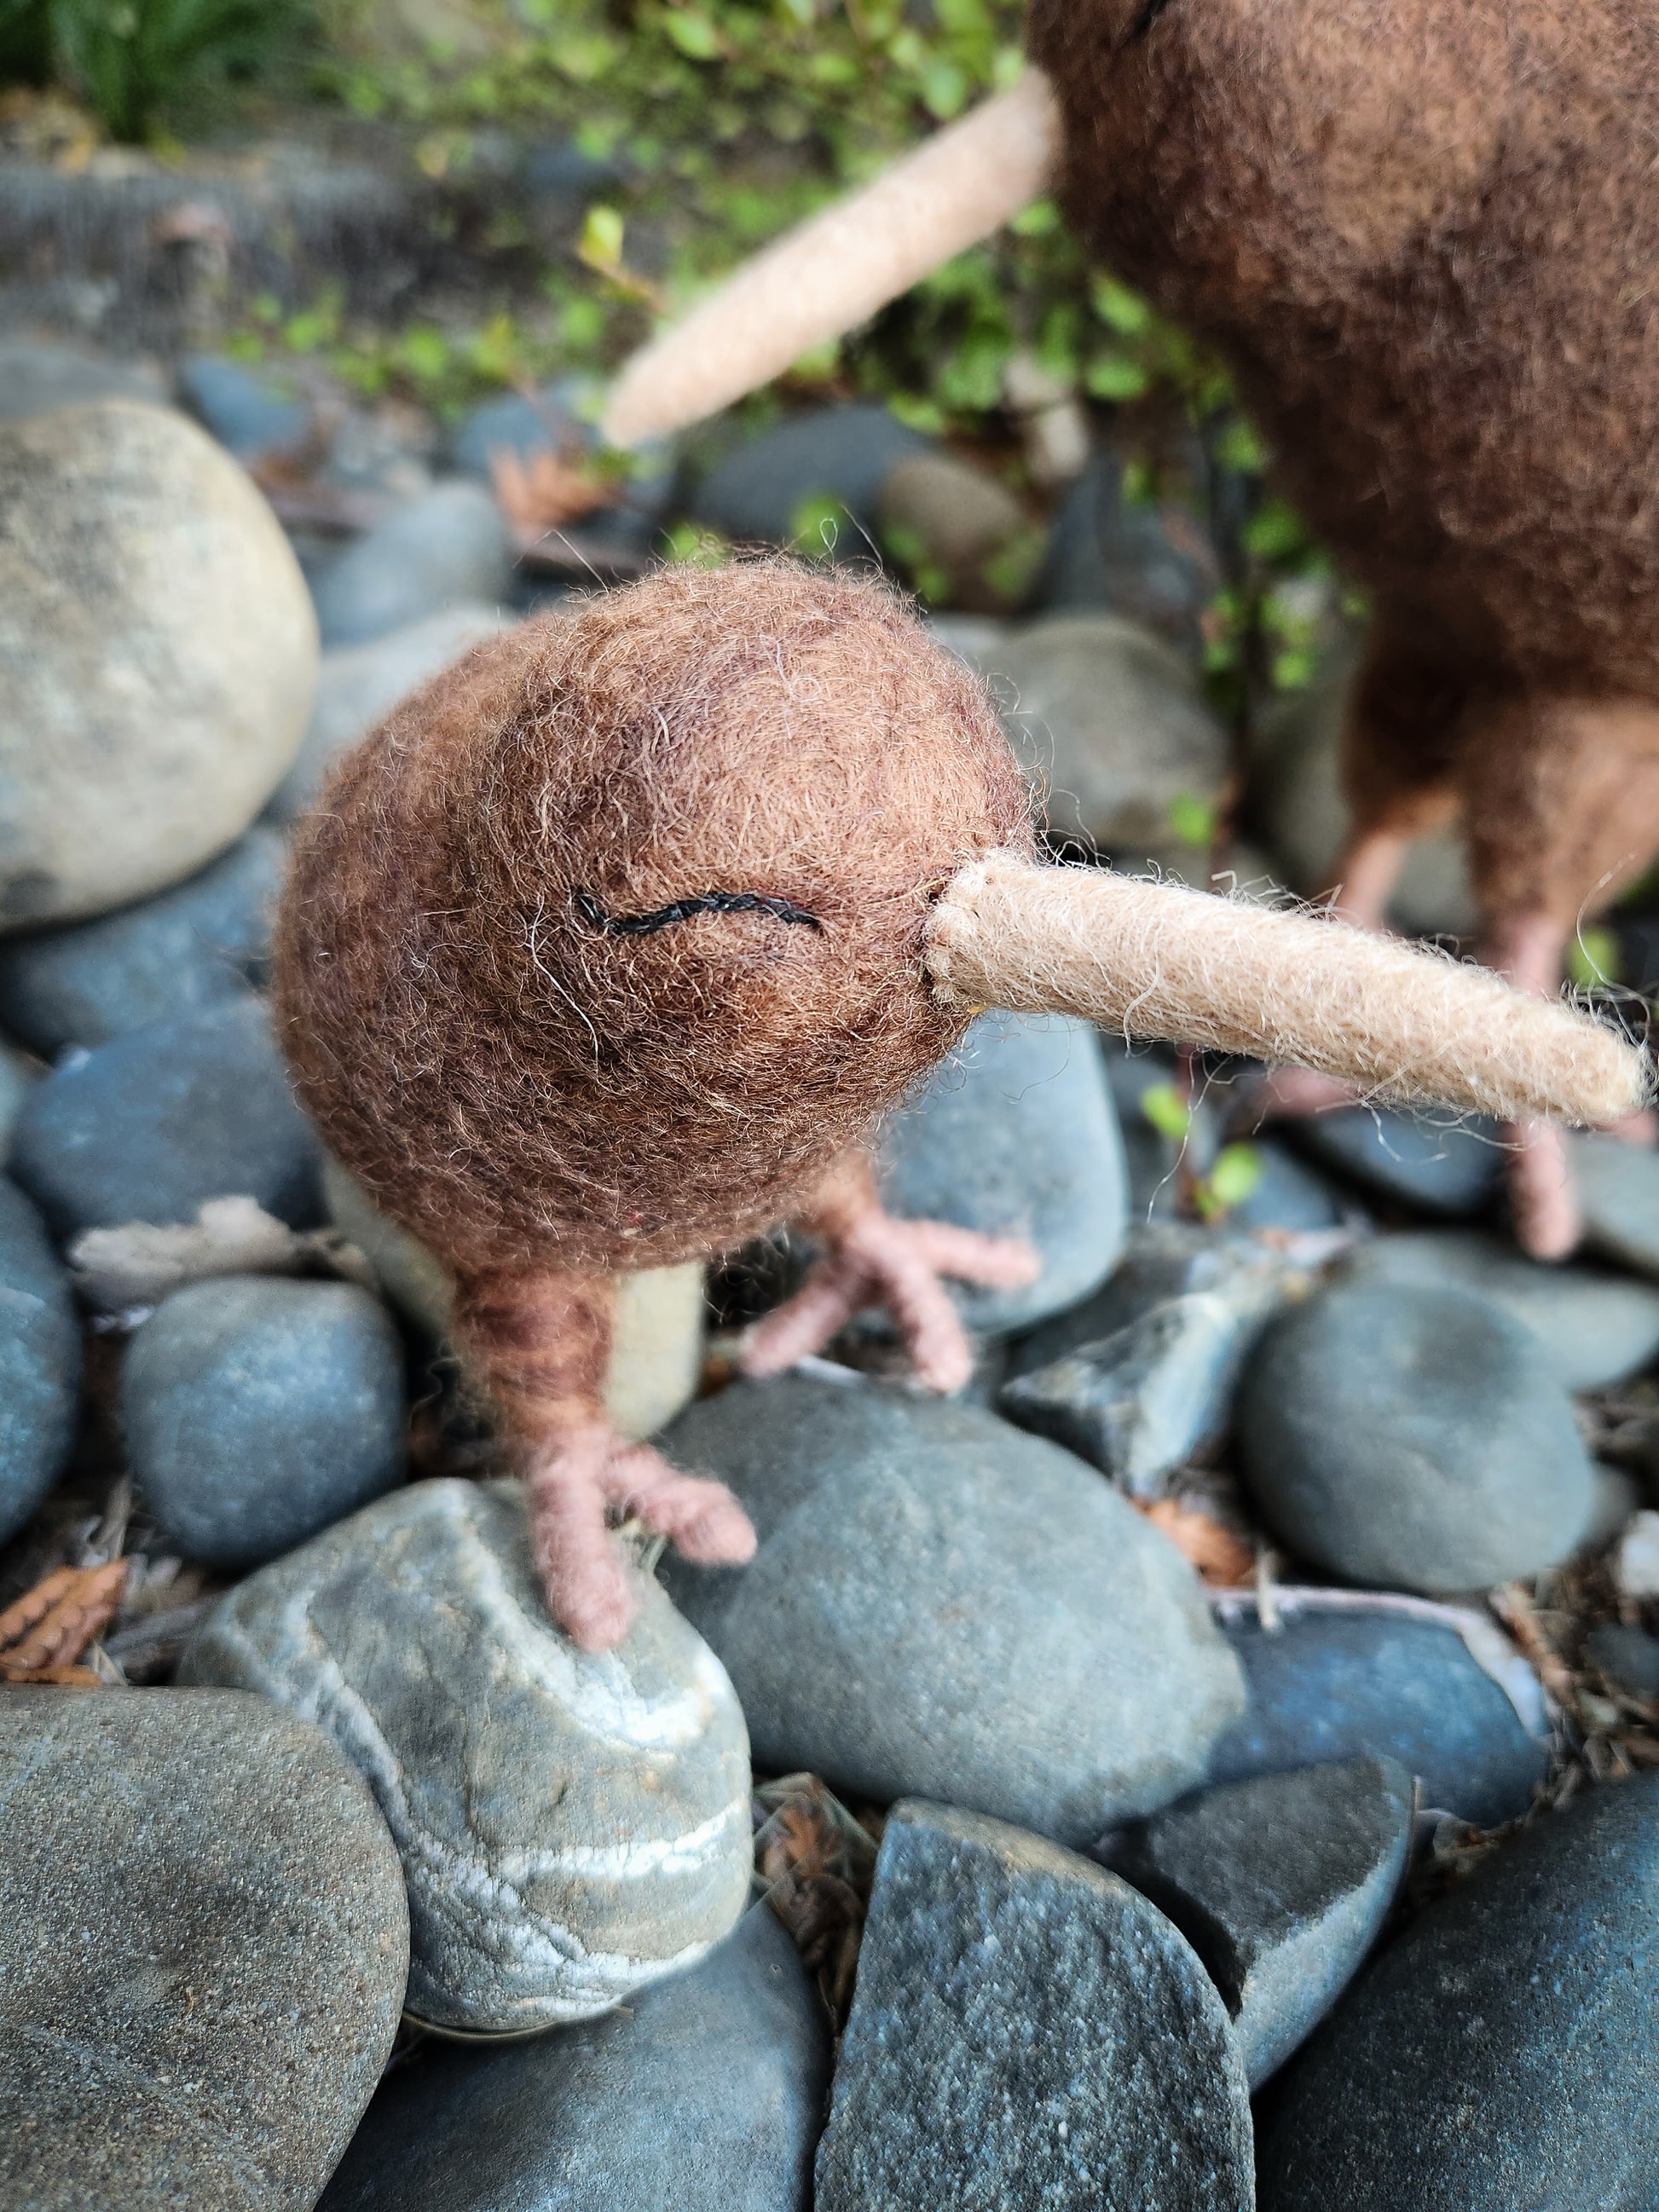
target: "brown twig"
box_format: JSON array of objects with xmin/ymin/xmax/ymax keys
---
[
  {"xmin": 1136, "ymin": 1496, "xmax": 1257, "ymax": 1587},
  {"xmin": 0, "ymin": 1560, "xmax": 129, "ymax": 1683}
]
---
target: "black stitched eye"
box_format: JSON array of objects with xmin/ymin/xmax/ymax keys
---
[
  {"xmin": 1130, "ymin": 0, "xmax": 1174, "ymax": 39},
  {"xmin": 575, "ymin": 891, "xmax": 824, "ymax": 937}
]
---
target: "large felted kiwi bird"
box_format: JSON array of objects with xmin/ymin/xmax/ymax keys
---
[
  {"xmin": 274, "ymin": 558, "xmax": 1642, "ymax": 1650},
  {"xmin": 604, "ymin": 0, "xmax": 1659, "ymax": 1261}
]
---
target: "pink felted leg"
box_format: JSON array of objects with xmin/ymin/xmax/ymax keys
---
[
  {"xmin": 741, "ymin": 1150, "xmax": 1038, "ymax": 1393},
  {"xmin": 1461, "ymin": 692, "xmax": 1659, "ymax": 1256},
  {"xmin": 1484, "ymin": 910, "xmax": 1581, "ymax": 1259},
  {"xmin": 452, "ymin": 1267, "xmax": 754, "ymax": 1651},
  {"xmin": 1329, "ymin": 826, "xmax": 1416, "ymax": 932}
]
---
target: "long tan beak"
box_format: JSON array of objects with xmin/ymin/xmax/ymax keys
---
[
  {"xmin": 603, "ymin": 72, "xmax": 1060, "ymax": 447},
  {"xmin": 925, "ymin": 854, "xmax": 1650, "ymax": 1126}
]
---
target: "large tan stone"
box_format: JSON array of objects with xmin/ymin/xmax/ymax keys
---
[
  {"xmin": 321, "ymin": 1155, "xmax": 704, "ymax": 1440},
  {"xmin": 0, "ymin": 401, "xmax": 317, "ymax": 930}
]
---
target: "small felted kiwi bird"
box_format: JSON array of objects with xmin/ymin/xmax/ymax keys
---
[
  {"xmin": 275, "ymin": 560, "xmax": 1642, "ymax": 1649},
  {"xmin": 604, "ymin": 0, "xmax": 1659, "ymax": 1259}
]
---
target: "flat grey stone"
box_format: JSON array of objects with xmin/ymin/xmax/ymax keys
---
[
  {"xmin": 0, "ymin": 1173, "xmax": 80, "ymax": 1545},
  {"xmin": 1343, "ymin": 1226, "xmax": 1659, "ymax": 1392},
  {"xmin": 268, "ymin": 604, "xmax": 512, "ymax": 825},
  {"xmin": 1106, "ymin": 1758, "xmax": 1413, "ymax": 2087},
  {"xmin": 1236, "ymin": 1282, "xmax": 1594, "ymax": 1591},
  {"xmin": 317, "ymin": 1905, "xmax": 828, "ymax": 2212},
  {"xmin": 691, "ymin": 404, "xmax": 927, "ymax": 545},
  {"xmin": 1585, "ymin": 1621, "xmax": 1659, "ymax": 1699},
  {"xmin": 1260, "ymin": 1773, "xmax": 1659, "ymax": 2209},
  {"xmin": 0, "ymin": 1037, "xmax": 38, "ymax": 1155},
  {"xmin": 180, "ymin": 1477, "xmax": 752, "ymax": 2032},
  {"xmin": 9, "ymin": 996, "xmax": 322, "ymax": 1238},
  {"xmin": 1001, "ymin": 1289, "xmax": 1257, "ymax": 1497},
  {"xmin": 179, "ymin": 355, "xmax": 309, "ymax": 459},
  {"xmin": 1009, "ymin": 1217, "xmax": 1301, "ymax": 1379},
  {"xmin": 815, "ymin": 1799, "xmax": 1252, "ymax": 2212},
  {"xmin": 1225, "ymin": 1138, "xmax": 1347, "ymax": 1233},
  {"xmin": 985, "ymin": 612, "xmax": 1231, "ymax": 858},
  {"xmin": 0, "ymin": 341, "xmax": 169, "ymax": 422},
  {"xmin": 1209, "ymin": 1601, "xmax": 1549, "ymax": 1827},
  {"xmin": 0, "ymin": 1684, "xmax": 408, "ymax": 2211},
  {"xmin": 878, "ymin": 1013, "xmax": 1127, "ymax": 1334},
  {"xmin": 1033, "ymin": 453, "xmax": 1212, "ymax": 650},
  {"xmin": 659, "ymin": 1376, "xmax": 1245, "ymax": 1845},
  {"xmin": 0, "ymin": 401, "xmax": 315, "ymax": 929},
  {"xmin": 448, "ymin": 384, "xmax": 587, "ymax": 478},
  {"xmin": 124, "ymin": 1275, "xmax": 406, "ymax": 1568},
  {"xmin": 0, "ymin": 830, "xmax": 285, "ymax": 1055},
  {"xmin": 1572, "ymin": 1129, "xmax": 1659, "ymax": 1278},
  {"xmin": 310, "ymin": 482, "xmax": 513, "ymax": 649},
  {"xmin": 1283, "ymin": 1106, "xmax": 1501, "ymax": 1217}
]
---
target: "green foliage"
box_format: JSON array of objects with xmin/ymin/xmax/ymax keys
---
[
  {"xmin": 1166, "ymin": 793, "xmax": 1218, "ymax": 849},
  {"xmin": 1139, "ymin": 1080, "xmax": 1194, "ymax": 1144},
  {"xmin": 223, "ymin": 0, "xmax": 1331, "ymax": 699},
  {"xmin": 2, "ymin": 0, "xmax": 311, "ymax": 140},
  {"xmin": 1568, "ymin": 927, "xmax": 1620, "ymax": 990},
  {"xmin": 1193, "ymin": 1141, "xmax": 1263, "ymax": 1222},
  {"xmin": 787, "ymin": 489, "xmax": 849, "ymax": 558}
]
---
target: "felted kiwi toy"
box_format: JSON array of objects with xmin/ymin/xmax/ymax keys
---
[
  {"xmin": 275, "ymin": 559, "xmax": 1644, "ymax": 1649},
  {"xmin": 604, "ymin": 2, "xmax": 1659, "ymax": 1261}
]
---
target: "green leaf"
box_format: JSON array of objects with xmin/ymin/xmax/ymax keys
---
[
  {"xmin": 660, "ymin": 521, "xmax": 731, "ymax": 567},
  {"xmin": 1120, "ymin": 458, "xmax": 1155, "ymax": 507},
  {"xmin": 1241, "ymin": 499, "xmax": 1310, "ymax": 563},
  {"xmin": 789, "ymin": 490, "xmax": 847, "ymax": 556},
  {"xmin": 577, "ymin": 203, "xmax": 626, "ymax": 272},
  {"xmin": 884, "ymin": 393, "xmax": 949, "ymax": 436},
  {"xmin": 934, "ymin": 327, "xmax": 1011, "ymax": 413},
  {"xmin": 979, "ymin": 528, "xmax": 1044, "ymax": 605},
  {"xmin": 1214, "ymin": 419, "xmax": 1268, "ymax": 473},
  {"xmin": 918, "ymin": 55, "xmax": 967, "ymax": 117},
  {"xmin": 1568, "ymin": 927, "xmax": 1620, "ymax": 990},
  {"xmin": 1009, "ymin": 197, "xmax": 1060, "ymax": 238},
  {"xmin": 663, "ymin": 9, "xmax": 721, "ymax": 61},
  {"xmin": 1167, "ymin": 793, "xmax": 1217, "ymax": 847},
  {"xmin": 1084, "ymin": 354, "xmax": 1151, "ymax": 402},
  {"xmin": 1198, "ymin": 1143, "xmax": 1263, "ymax": 1218},
  {"xmin": 549, "ymin": 30, "xmax": 622, "ymax": 81},
  {"xmin": 1089, "ymin": 274, "xmax": 1151, "ymax": 337},
  {"xmin": 1140, "ymin": 1081, "xmax": 1193, "ymax": 1142}
]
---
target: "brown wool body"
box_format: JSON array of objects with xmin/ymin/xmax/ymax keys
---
[
  {"xmin": 276, "ymin": 561, "xmax": 1030, "ymax": 1278},
  {"xmin": 1025, "ymin": 0, "xmax": 1659, "ymax": 917},
  {"xmin": 276, "ymin": 559, "xmax": 1646, "ymax": 1650}
]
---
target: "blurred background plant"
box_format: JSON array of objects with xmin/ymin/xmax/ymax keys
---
[
  {"xmin": 0, "ymin": 0, "xmax": 315, "ymax": 142},
  {"xmin": 0, "ymin": 0, "xmax": 1337, "ymax": 737}
]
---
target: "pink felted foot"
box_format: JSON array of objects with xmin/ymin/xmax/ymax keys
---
[
  {"xmin": 526, "ymin": 1422, "xmax": 756, "ymax": 1652},
  {"xmin": 1507, "ymin": 1118, "xmax": 1580, "ymax": 1261},
  {"xmin": 1607, "ymin": 1106, "xmax": 1659, "ymax": 1147},
  {"xmin": 740, "ymin": 1151, "xmax": 1038, "ymax": 1395},
  {"xmin": 598, "ymin": 1439, "xmax": 757, "ymax": 1566}
]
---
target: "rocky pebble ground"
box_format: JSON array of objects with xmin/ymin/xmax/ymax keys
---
[{"xmin": 2, "ymin": 348, "xmax": 1659, "ymax": 2208}]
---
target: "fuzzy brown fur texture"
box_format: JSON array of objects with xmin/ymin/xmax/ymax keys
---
[
  {"xmin": 274, "ymin": 559, "xmax": 1031, "ymax": 1282},
  {"xmin": 1026, "ymin": 0, "xmax": 1659, "ymax": 928}
]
